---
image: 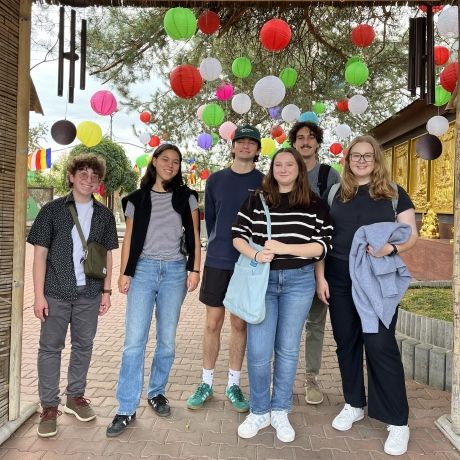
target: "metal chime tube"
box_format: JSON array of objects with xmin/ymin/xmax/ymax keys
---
[
  {"xmin": 408, "ymin": 17, "xmax": 416, "ymax": 96},
  {"xmin": 57, "ymin": 6, "xmax": 64, "ymax": 97},
  {"xmin": 80, "ymin": 19, "xmax": 87, "ymax": 90},
  {"xmin": 69, "ymin": 9, "xmax": 76, "ymax": 103},
  {"xmin": 419, "ymin": 17, "xmax": 427, "ymax": 100},
  {"xmin": 426, "ymin": 6, "xmax": 435, "ymax": 104}
]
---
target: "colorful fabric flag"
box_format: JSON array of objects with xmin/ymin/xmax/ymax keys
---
[{"xmin": 28, "ymin": 148, "xmax": 51, "ymax": 171}]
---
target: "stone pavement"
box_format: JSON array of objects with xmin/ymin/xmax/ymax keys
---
[{"xmin": 0, "ymin": 246, "xmax": 459, "ymax": 459}]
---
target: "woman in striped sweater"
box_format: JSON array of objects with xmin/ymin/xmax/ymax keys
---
[{"xmin": 232, "ymin": 147, "xmax": 333, "ymax": 443}]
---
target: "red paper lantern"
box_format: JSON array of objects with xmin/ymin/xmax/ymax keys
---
[
  {"xmin": 440, "ymin": 61, "xmax": 458, "ymax": 93},
  {"xmin": 329, "ymin": 143, "xmax": 343, "ymax": 155},
  {"xmin": 148, "ymin": 135, "xmax": 161, "ymax": 147},
  {"xmin": 197, "ymin": 10, "xmax": 220, "ymax": 35},
  {"xmin": 276, "ymin": 133, "xmax": 287, "ymax": 144},
  {"xmin": 419, "ymin": 5, "xmax": 444, "ymax": 13},
  {"xmin": 96, "ymin": 183, "xmax": 106, "ymax": 196},
  {"xmin": 434, "ymin": 46, "xmax": 450, "ymax": 66},
  {"xmin": 270, "ymin": 124, "xmax": 284, "ymax": 138},
  {"xmin": 259, "ymin": 19, "xmax": 292, "ymax": 52},
  {"xmin": 199, "ymin": 169, "xmax": 210, "ymax": 180},
  {"xmin": 140, "ymin": 111, "xmax": 151, "ymax": 123},
  {"xmin": 351, "ymin": 24, "xmax": 375, "ymax": 48},
  {"xmin": 336, "ymin": 99, "xmax": 349, "ymax": 112},
  {"xmin": 170, "ymin": 64, "xmax": 203, "ymax": 99}
]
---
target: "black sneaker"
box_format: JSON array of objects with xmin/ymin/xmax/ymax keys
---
[
  {"xmin": 148, "ymin": 394, "xmax": 171, "ymax": 417},
  {"xmin": 106, "ymin": 412, "xmax": 136, "ymax": 437}
]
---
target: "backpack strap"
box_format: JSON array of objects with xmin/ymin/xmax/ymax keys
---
[
  {"xmin": 389, "ymin": 182, "xmax": 399, "ymax": 219},
  {"xmin": 317, "ymin": 163, "xmax": 331, "ymax": 196},
  {"xmin": 327, "ymin": 183, "xmax": 341, "ymax": 207}
]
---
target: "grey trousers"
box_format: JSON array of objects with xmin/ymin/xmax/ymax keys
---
[
  {"xmin": 38, "ymin": 286, "xmax": 101, "ymax": 407},
  {"xmin": 304, "ymin": 293, "xmax": 328, "ymax": 375}
]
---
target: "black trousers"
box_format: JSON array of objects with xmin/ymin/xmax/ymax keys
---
[{"xmin": 325, "ymin": 256, "xmax": 409, "ymax": 426}]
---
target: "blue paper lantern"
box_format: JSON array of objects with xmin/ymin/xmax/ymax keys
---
[{"xmin": 298, "ymin": 111, "xmax": 320, "ymax": 124}]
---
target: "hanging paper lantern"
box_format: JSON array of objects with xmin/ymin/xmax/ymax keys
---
[
  {"xmin": 139, "ymin": 132, "xmax": 151, "ymax": 145},
  {"xmin": 76, "ymin": 121, "xmax": 102, "ymax": 147},
  {"xmin": 335, "ymin": 123, "xmax": 352, "ymax": 139},
  {"xmin": 211, "ymin": 132, "xmax": 219, "ymax": 145},
  {"xmin": 199, "ymin": 57, "xmax": 222, "ymax": 81},
  {"xmin": 351, "ymin": 24, "xmax": 375, "ymax": 48},
  {"xmin": 216, "ymin": 82, "xmax": 234, "ymax": 101},
  {"xmin": 346, "ymin": 55, "xmax": 363, "ymax": 69},
  {"xmin": 202, "ymin": 103, "xmax": 225, "ymax": 127},
  {"xmin": 268, "ymin": 106, "xmax": 282, "ymax": 119},
  {"xmin": 231, "ymin": 93, "xmax": 252, "ymax": 114},
  {"xmin": 148, "ymin": 135, "xmax": 161, "ymax": 147},
  {"xmin": 426, "ymin": 116, "xmax": 449, "ymax": 136},
  {"xmin": 270, "ymin": 125, "xmax": 284, "ymax": 138},
  {"xmin": 140, "ymin": 111, "xmax": 151, "ymax": 123},
  {"xmin": 232, "ymin": 57, "xmax": 252, "ymax": 79},
  {"xmin": 51, "ymin": 120, "xmax": 76, "ymax": 145},
  {"xmin": 312, "ymin": 102, "xmax": 326, "ymax": 115},
  {"xmin": 196, "ymin": 104, "xmax": 206, "ymax": 120},
  {"xmin": 437, "ymin": 7, "xmax": 458, "ymax": 39},
  {"xmin": 434, "ymin": 85, "xmax": 451, "ymax": 106},
  {"xmin": 440, "ymin": 61, "xmax": 458, "ymax": 92},
  {"xmin": 298, "ymin": 111, "xmax": 319, "ymax": 124},
  {"xmin": 416, "ymin": 134, "xmax": 443, "ymax": 160},
  {"xmin": 336, "ymin": 99, "xmax": 349, "ymax": 112},
  {"xmin": 197, "ymin": 133, "xmax": 213, "ymax": 150},
  {"xmin": 434, "ymin": 46, "xmax": 450, "ymax": 66},
  {"xmin": 164, "ymin": 7, "xmax": 197, "ymax": 40},
  {"xmin": 348, "ymin": 94, "xmax": 369, "ymax": 115},
  {"xmin": 261, "ymin": 138, "xmax": 277, "ymax": 156},
  {"xmin": 331, "ymin": 163, "xmax": 343, "ymax": 174},
  {"xmin": 90, "ymin": 90, "xmax": 117, "ymax": 116},
  {"xmin": 136, "ymin": 153, "xmax": 150, "ymax": 168},
  {"xmin": 253, "ymin": 76, "xmax": 286, "ymax": 108},
  {"xmin": 200, "ymin": 169, "xmax": 211, "ymax": 180},
  {"xmin": 276, "ymin": 132, "xmax": 287, "ymax": 144},
  {"xmin": 219, "ymin": 121, "xmax": 237, "ymax": 141},
  {"xmin": 329, "ymin": 143, "xmax": 343, "ymax": 155},
  {"xmin": 279, "ymin": 67, "xmax": 298, "ymax": 88},
  {"xmin": 281, "ymin": 104, "xmax": 301, "ymax": 123},
  {"xmin": 345, "ymin": 61, "xmax": 369, "ymax": 86},
  {"xmin": 170, "ymin": 64, "xmax": 203, "ymax": 99},
  {"xmin": 419, "ymin": 5, "xmax": 444, "ymax": 13},
  {"xmin": 259, "ymin": 18, "xmax": 292, "ymax": 52},
  {"xmin": 197, "ymin": 10, "xmax": 220, "ymax": 35}
]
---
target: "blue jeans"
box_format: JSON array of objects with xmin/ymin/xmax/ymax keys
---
[
  {"xmin": 116, "ymin": 258, "xmax": 187, "ymax": 415},
  {"xmin": 247, "ymin": 265, "xmax": 316, "ymax": 414}
]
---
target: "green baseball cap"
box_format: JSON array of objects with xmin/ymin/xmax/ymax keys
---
[{"xmin": 233, "ymin": 125, "xmax": 261, "ymax": 145}]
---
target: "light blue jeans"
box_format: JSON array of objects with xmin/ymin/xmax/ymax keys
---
[
  {"xmin": 116, "ymin": 258, "xmax": 187, "ymax": 415},
  {"xmin": 247, "ymin": 265, "xmax": 316, "ymax": 415}
]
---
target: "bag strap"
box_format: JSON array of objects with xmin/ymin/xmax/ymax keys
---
[
  {"xmin": 258, "ymin": 192, "xmax": 272, "ymax": 239},
  {"xmin": 69, "ymin": 204, "xmax": 88, "ymax": 251},
  {"xmin": 327, "ymin": 183, "xmax": 341, "ymax": 207}
]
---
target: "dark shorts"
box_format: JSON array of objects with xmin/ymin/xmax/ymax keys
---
[{"xmin": 199, "ymin": 266, "xmax": 233, "ymax": 307}]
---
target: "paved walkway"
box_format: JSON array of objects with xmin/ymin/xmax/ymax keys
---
[{"xmin": 0, "ymin": 247, "xmax": 458, "ymax": 459}]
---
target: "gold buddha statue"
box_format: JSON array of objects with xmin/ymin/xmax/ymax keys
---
[{"xmin": 420, "ymin": 202, "xmax": 440, "ymax": 239}]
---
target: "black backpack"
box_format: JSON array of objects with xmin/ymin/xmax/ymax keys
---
[{"xmin": 317, "ymin": 163, "xmax": 331, "ymax": 196}]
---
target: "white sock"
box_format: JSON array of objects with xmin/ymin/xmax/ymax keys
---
[
  {"xmin": 228, "ymin": 369, "xmax": 241, "ymax": 388},
  {"xmin": 202, "ymin": 368, "xmax": 214, "ymax": 386}
]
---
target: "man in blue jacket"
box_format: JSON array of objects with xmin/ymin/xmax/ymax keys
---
[{"xmin": 187, "ymin": 125, "xmax": 264, "ymax": 412}]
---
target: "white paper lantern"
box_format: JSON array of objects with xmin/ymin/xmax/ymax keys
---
[
  {"xmin": 253, "ymin": 76, "xmax": 286, "ymax": 108},
  {"xmin": 426, "ymin": 116, "xmax": 449, "ymax": 136},
  {"xmin": 196, "ymin": 104, "xmax": 206, "ymax": 120},
  {"xmin": 231, "ymin": 93, "xmax": 252, "ymax": 114},
  {"xmin": 199, "ymin": 57, "xmax": 222, "ymax": 81},
  {"xmin": 437, "ymin": 7, "xmax": 458, "ymax": 39},
  {"xmin": 281, "ymin": 104, "xmax": 301, "ymax": 123},
  {"xmin": 348, "ymin": 95, "xmax": 368, "ymax": 115},
  {"xmin": 139, "ymin": 132, "xmax": 151, "ymax": 144},
  {"xmin": 335, "ymin": 123, "xmax": 352, "ymax": 139},
  {"xmin": 218, "ymin": 121, "xmax": 237, "ymax": 141}
]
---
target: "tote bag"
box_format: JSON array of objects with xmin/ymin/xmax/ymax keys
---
[{"xmin": 223, "ymin": 193, "xmax": 271, "ymax": 324}]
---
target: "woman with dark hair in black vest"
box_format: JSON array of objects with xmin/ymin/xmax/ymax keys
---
[{"xmin": 107, "ymin": 143, "xmax": 201, "ymax": 437}]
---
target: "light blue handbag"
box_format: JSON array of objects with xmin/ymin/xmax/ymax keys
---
[{"xmin": 223, "ymin": 192, "xmax": 271, "ymax": 324}]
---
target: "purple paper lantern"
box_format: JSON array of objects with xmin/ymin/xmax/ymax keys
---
[
  {"xmin": 197, "ymin": 132, "xmax": 213, "ymax": 150},
  {"xmin": 90, "ymin": 90, "xmax": 118, "ymax": 116},
  {"xmin": 268, "ymin": 106, "xmax": 282, "ymax": 119},
  {"xmin": 216, "ymin": 83, "xmax": 234, "ymax": 101}
]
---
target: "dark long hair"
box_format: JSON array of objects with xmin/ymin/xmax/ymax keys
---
[
  {"xmin": 262, "ymin": 147, "xmax": 314, "ymax": 209},
  {"xmin": 140, "ymin": 143, "xmax": 184, "ymax": 191}
]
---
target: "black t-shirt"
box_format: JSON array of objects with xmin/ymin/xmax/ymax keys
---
[{"xmin": 324, "ymin": 184, "xmax": 414, "ymax": 260}]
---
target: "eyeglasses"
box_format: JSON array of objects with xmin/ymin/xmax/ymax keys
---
[
  {"xmin": 76, "ymin": 170, "xmax": 100, "ymax": 184},
  {"xmin": 349, "ymin": 152, "xmax": 375, "ymax": 163}
]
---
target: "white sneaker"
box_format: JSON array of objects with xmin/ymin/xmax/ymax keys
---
[
  {"xmin": 332, "ymin": 403, "xmax": 364, "ymax": 431},
  {"xmin": 271, "ymin": 410, "xmax": 295, "ymax": 443},
  {"xmin": 238, "ymin": 412, "xmax": 270, "ymax": 439},
  {"xmin": 384, "ymin": 425, "xmax": 410, "ymax": 456}
]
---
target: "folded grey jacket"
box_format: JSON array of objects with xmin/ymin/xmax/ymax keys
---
[{"xmin": 349, "ymin": 222, "xmax": 413, "ymax": 333}]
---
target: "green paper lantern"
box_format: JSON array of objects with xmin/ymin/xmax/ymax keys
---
[
  {"xmin": 331, "ymin": 163, "xmax": 343, "ymax": 174},
  {"xmin": 312, "ymin": 102, "xmax": 326, "ymax": 115},
  {"xmin": 279, "ymin": 67, "xmax": 298, "ymax": 89},
  {"xmin": 232, "ymin": 57, "xmax": 252, "ymax": 79},
  {"xmin": 346, "ymin": 55, "xmax": 363, "ymax": 69},
  {"xmin": 202, "ymin": 103, "xmax": 225, "ymax": 128},
  {"xmin": 281, "ymin": 140, "xmax": 291, "ymax": 148},
  {"xmin": 211, "ymin": 132, "xmax": 219, "ymax": 145},
  {"xmin": 345, "ymin": 61, "xmax": 369, "ymax": 86},
  {"xmin": 136, "ymin": 153, "xmax": 150, "ymax": 168},
  {"xmin": 434, "ymin": 85, "xmax": 451, "ymax": 106},
  {"xmin": 163, "ymin": 7, "xmax": 197, "ymax": 41}
]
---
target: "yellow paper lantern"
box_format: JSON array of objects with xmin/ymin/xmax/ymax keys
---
[
  {"xmin": 261, "ymin": 138, "xmax": 276, "ymax": 157},
  {"xmin": 76, "ymin": 121, "xmax": 103, "ymax": 147}
]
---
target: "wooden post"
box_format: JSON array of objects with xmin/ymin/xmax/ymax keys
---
[{"xmin": 9, "ymin": 0, "xmax": 32, "ymax": 420}]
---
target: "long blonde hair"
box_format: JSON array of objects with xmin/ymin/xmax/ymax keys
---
[{"xmin": 340, "ymin": 135, "xmax": 396, "ymax": 202}]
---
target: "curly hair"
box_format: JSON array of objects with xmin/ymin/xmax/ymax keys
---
[
  {"xmin": 340, "ymin": 135, "xmax": 397, "ymax": 202},
  {"xmin": 288, "ymin": 121, "xmax": 324, "ymax": 147},
  {"xmin": 66, "ymin": 153, "xmax": 106, "ymax": 188}
]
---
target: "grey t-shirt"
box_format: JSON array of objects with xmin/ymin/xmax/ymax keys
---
[
  {"xmin": 125, "ymin": 191, "xmax": 198, "ymax": 260},
  {"xmin": 308, "ymin": 162, "xmax": 341, "ymax": 196}
]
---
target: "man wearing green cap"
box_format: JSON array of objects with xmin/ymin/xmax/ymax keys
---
[{"xmin": 187, "ymin": 125, "xmax": 264, "ymax": 412}]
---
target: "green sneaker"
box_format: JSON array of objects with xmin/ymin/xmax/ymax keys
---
[
  {"xmin": 187, "ymin": 383, "xmax": 213, "ymax": 410},
  {"xmin": 225, "ymin": 384, "xmax": 249, "ymax": 413}
]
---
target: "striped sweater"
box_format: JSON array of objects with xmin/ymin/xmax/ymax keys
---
[{"xmin": 232, "ymin": 191, "xmax": 334, "ymax": 270}]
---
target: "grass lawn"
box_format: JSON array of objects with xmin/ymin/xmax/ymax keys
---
[{"xmin": 400, "ymin": 287, "xmax": 453, "ymax": 322}]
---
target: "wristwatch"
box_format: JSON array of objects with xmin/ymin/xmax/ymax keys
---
[
  {"xmin": 388, "ymin": 244, "xmax": 398, "ymax": 256},
  {"xmin": 102, "ymin": 289, "xmax": 112, "ymax": 295}
]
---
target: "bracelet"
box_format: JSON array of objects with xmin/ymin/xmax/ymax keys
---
[
  {"xmin": 254, "ymin": 251, "xmax": 260, "ymax": 262},
  {"xmin": 190, "ymin": 270, "xmax": 200, "ymax": 273}
]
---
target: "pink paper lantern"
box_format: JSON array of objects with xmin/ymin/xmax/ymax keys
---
[
  {"xmin": 216, "ymin": 83, "xmax": 234, "ymax": 101},
  {"xmin": 218, "ymin": 121, "xmax": 237, "ymax": 140},
  {"xmin": 90, "ymin": 90, "xmax": 117, "ymax": 116}
]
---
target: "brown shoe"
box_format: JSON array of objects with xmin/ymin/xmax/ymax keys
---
[
  {"xmin": 37, "ymin": 406, "xmax": 61, "ymax": 438},
  {"xmin": 64, "ymin": 395, "xmax": 96, "ymax": 422},
  {"xmin": 304, "ymin": 373, "xmax": 324, "ymax": 405}
]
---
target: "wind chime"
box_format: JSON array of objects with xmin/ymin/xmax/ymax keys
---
[{"xmin": 57, "ymin": 6, "xmax": 87, "ymax": 103}]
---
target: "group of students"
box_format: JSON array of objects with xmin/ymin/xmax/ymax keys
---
[{"xmin": 28, "ymin": 121, "xmax": 418, "ymax": 456}]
